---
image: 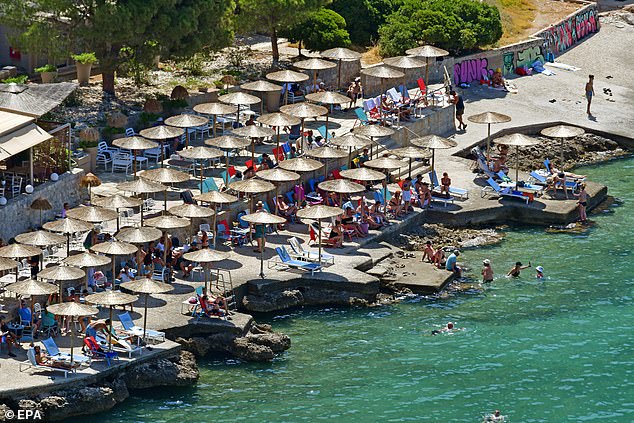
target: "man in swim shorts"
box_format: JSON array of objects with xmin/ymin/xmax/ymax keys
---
[{"xmin": 585, "ymin": 75, "xmax": 594, "ymax": 115}]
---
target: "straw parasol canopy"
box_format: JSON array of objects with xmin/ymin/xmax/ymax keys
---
[
  {"xmin": 410, "ymin": 134, "xmax": 457, "ymax": 175},
  {"xmin": 468, "ymin": 111, "xmax": 512, "ymax": 125},
  {"xmin": 392, "ymin": 146, "xmax": 433, "ymax": 177},
  {"xmin": 404, "ymin": 45, "xmax": 449, "ymax": 89},
  {"xmin": 6, "ymin": 279, "xmax": 58, "ymax": 296},
  {"xmin": 257, "ymin": 168, "xmax": 300, "ymax": 183},
  {"xmin": 112, "ymin": 135, "xmax": 158, "ymax": 151},
  {"xmin": 117, "ymin": 227, "xmax": 163, "ymax": 244},
  {"xmin": 0, "ymin": 82, "xmax": 77, "ymax": 118},
  {"xmin": 66, "ymin": 206, "xmax": 118, "ymax": 223},
  {"xmin": 79, "ymin": 173, "xmax": 101, "ymax": 201},
  {"xmin": 241, "ymin": 211, "xmax": 287, "ymax": 279},
  {"xmin": 144, "ymin": 215, "xmax": 191, "ymax": 230},
  {"xmin": 0, "ymin": 243, "xmax": 42, "ymax": 259},
  {"xmin": 117, "ymin": 178, "xmax": 166, "ymax": 194},
  {"xmin": 15, "ymin": 230, "xmax": 66, "ymax": 247},
  {"xmin": 140, "ymin": 168, "xmax": 190, "ymax": 184},
  {"xmin": 119, "ymin": 278, "xmax": 173, "ymax": 339},
  {"xmin": 165, "ymin": 113, "xmax": 208, "ymax": 128},
  {"xmin": 62, "ymin": 252, "xmax": 111, "ymax": 268},
  {"xmin": 278, "ymin": 157, "xmax": 324, "ymax": 172},
  {"xmin": 139, "ymin": 125, "xmax": 184, "ymax": 140},
  {"xmin": 43, "ymin": 218, "xmax": 93, "ymax": 235},
  {"xmin": 30, "ymin": 197, "xmax": 52, "ymax": 227},
  {"xmin": 266, "ymin": 69, "xmax": 309, "ymax": 83},
  {"xmin": 364, "ymin": 157, "xmax": 405, "ymax": 170},
  {"xmin": 392, "ymin": 146, "xmax": 432, "ymax": 159},
  {"xmin": 494, "ymin": 133, "xmax": 540, "ymax": 188},
  {"xmin": 183, "ymin": 249, "xmax": 229, "ymax": 263},
  {"xmin": 541, "ymin": 125, "xmax": 585, "ymax": 139},
  {"xmin": 85, "ymin": 290, "xmax": 138, "ymax": 350},
  {"xmin": 205, "ymin": 135, "xmax": 251, "ymax": 150},
  {"xmin": 361, "ymin": 65, "xmax": 405, "ymax": 79},
  {"xmin": 46, "ymin": 301, "xmax": 97, "ymax": 317},
  {"xmin": 296, "ymin": 205, "xmax": 343, "ymax": 263},
  {"xmin": 406, "ymin": 45, "xmax": 449, "ymax": 57},
  {"xmin": 193, "ymin": 102, "xmax": 238, "ymax": 115},
  {"xmin": 194, "ymin": 191, "xmax": 237, "ymax": 204},
  {"xmin": 467, "ymin": 112, "xmax": 512, "ymax": 163},
  {"xmin": 232, "ymin": 125, "xmax": 276, "ymax": 139},
  {"xmin": 219, "ymin": 91, "xmax": 261, "ymax": 106},
  {"xmin": 90, "ymin": 240, "xmax": 137, "ymax": 256},
  {"xmin": 120, "ymin": 278, "xmax": 172, "ymax": 294},
  {"xmin": 321, "ymin": 48, "xmax": 361, "ymax": 60},
  {"xmin": 294, "ymin": 58, "xmax": 337, "ymax": 71},
  {"xmin": 306, "ymin": 146, "xmax": 348, "ymax": 159},
  {"xmin": 305, "ymin": 91, "xmax": 350, "ymax": 105},
  {"xmin": 241, "ymin": 80, "xmax": 283, "ymax": 92},
  {"xmin": 168, "ymin": 204, "xmax": 214, "ymax": 219},
  {"xmin": 86, "ymin": 290, "xmax": 137, "ymax": 306},
  {"xmin": 228, "ymin": 179, "xmax": 275, "ymax": 194},
  {"xmin": 0, "ymin": 257, "xmax": 18, "ymax": 272},
  {"xmin": 178, "ymin": 146, "xmax": 224, "ymax": 187},
  {"xmin": 93, "ymin": 194, "xmax": 142, "ymax": 210},
  {"xmin": 46, "ymin": 301, "xmax": 97, "ymax": 365},
  {"xmin": 318, "ymin": 179, "xmax": 365, "ymax": 194},
  {"xmin": 280, "ymin": 102, "xmax": 328, "ymax": 119},
  {"xmin": 340, "ymin": 167, "xmax": 387, "ymax": 181},
  {"xmin": 257, "ymin": 112, "xmax": 301, "ymax": 127},
  {"xmin": 353, "ymin": 125, "xmax": 395, "ymax": 138},
  {"xmin": 383, "ymin": 56, "xmax": 427, "ymax": 69},
  {"xmin": 328, "ymin": 133, "xmax": 373, "ymax": 148},
  {"xmin": 38, "ymin": 265, "xmax": 85, "ymax": 281}
]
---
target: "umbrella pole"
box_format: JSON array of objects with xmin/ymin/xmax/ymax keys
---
[
  {"xmin": 160, "ymin": 141, "xmax": 165, "ymax": 168},
  {"xmin": 325, "ymin": 113, "xmax": 330, "ymax": 143},
  {"xmin": 274, "ymin": 184, "xmax": 279, "ymax": 215},
  {"xmin": 560, "ymin": 137, "xmax": 568, "ymax": 199},
  {"xmin": 116, "ymin": 207, "xmax": 120, "ymax": 232},
  {"xmin": 66, "ymin": 233, "xmax": 70, "ymax": 257},
  {"xmin": 337, "ymin": 59, "xmax": 342, "ymax": 91},
  {"xmin": 515, "ymin": 146, "xmax": 520, "ymax": 190},
  {"xmin": 431, "ymin": 149, "xmax": 436, "ymax": 180},
  {"xmin": 164, "ymin": 189, "xmax": 168, "ymax": 213},
  {"xmin": 70, "ymin": 317, "xmax": 75, "ymax": 367},
  {"xmin": 225, "ymin": 151, "xmax": 230, "ymax": 181},
  {"xmin": 133, "ymin": 150, "xmax": 138, "ymax": 178},
  {"xmin": 300, "ymin": 119, "xmax": 305, "ymax": 153},
  {"xmin": 108, "ymin": 306, "xmax": 113, "ymax": 351},
  {"xmin": 236, "ymin": 104, "xmax": 240, "ymax": 128},
  {"xmin": 259, "ymin": 239, "xmax": 265, "ymax": 279},
  {"xmin": 251, "ymin": 139, "xmax": 255, "ymax": 166},
  {"xmin": 39, "ymin": 210, "xmax": 42, "ymax": 228},
  {"xmin": 276, "ymin": 127, "xmax": 281, "ymax": 160},
  {"xmin": 186, "ymin": 130, "xmax": 190, "ymax": 148},
  {"xmin": 212, "ymin": 202, "xmax": 217, "ymax": 249},
  {"xmin": 348, "ymin": 147, "xmax": 352, "ymax": 169},
  {"xmin": 425, "ymin": 57, "xmax": 430, "ymax": 89},
  {"xmin": 313, "ymin": 70, "xmax": 317, "ymax": 94},
  {"xmin": 318, "ymin": 218, "xmax": 322, "ymax": 264},
  {"xmin": 200, "ymin": 161, "xmax": 204, "ymax": 192},
  {"xmin": 112, "ymin": 255, "xmax": 116, "ymax": 286},
  {"xmin": 409, "ymin": 158, "xmax": 412, "ymax": 178},
  {"xmin": 213, "ymin": 115, "xmax": 217, "ymax": 138},
  {"xmin": 204, "ymin": 263, "xmax": 208, "ymax": 293},
  {"xmin": 486, "ymin": 123, "xmax": 492, "ymax": 167},
  {"xmin": 143, "ymin": 293, "xmax": 148, "ymax": 341}
]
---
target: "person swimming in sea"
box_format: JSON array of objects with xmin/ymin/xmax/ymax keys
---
[
  {"xmin": 507, "ymin": 261, "xmax": 530, "ymax": 277},
  {"xmin": 431, "ymin": 322, "xmax": 463, "ymax": 335},
  {"xmin": 535, "ymin": 266, "xmax": 544, "ymax": 279},
  {"xmin": 483, "ymin": 409, "xmax": 506, "ymax": 422}
]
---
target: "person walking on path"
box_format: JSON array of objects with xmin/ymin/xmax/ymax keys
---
[
  {"xmin": 585, "ymin": 75, "xmax": 595, "ymax": 115},
  {"xmin": 450, "ymin": 90, "xmax": 466, "ymax": 131}
]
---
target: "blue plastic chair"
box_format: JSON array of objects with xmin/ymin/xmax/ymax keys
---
[{"xmin": 201, "ymin": 177, "xmax": 219, "ymax": 193}]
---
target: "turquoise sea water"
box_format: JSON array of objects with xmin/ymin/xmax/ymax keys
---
[{"xmin": 81, "ymin": 157, "xmax": 633, "ymax": 423}]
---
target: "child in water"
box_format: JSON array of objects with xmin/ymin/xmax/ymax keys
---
[{"xmin": 535, "ymin": 266, "xmax": 544, "ymax": 279}]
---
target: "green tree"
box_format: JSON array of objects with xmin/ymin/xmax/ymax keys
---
[
  {"xmin": 329, "ymin": 0, "xmax": 400, "ymax": 46},
  {"xmin": 378, "ymin": 0, "xmax": 502, "ymax": 56},
  {"xmin": 236, "ymin": 0, "xmax": 330, "ymax": 64},
  {"xmin": 281, "ymin": 9, "xmax": 350, "ymax": 55},
  {"xmin": 0, "ymin": 0, "xmax": 234, "ymax": 96}
]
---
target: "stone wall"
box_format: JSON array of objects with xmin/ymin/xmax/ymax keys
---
[
  {"xmin": 0, "ymin": 168, "xmax": 86, "ymax": 241},
  {"xmin": 299, "ymin": 59, "xmax": 362, "ymax": 91}
]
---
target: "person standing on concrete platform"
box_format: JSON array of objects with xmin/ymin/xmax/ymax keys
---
[
  {"xmin": 450, "ymin": 90, "xmax": 466, "ymax": 131},
  {"xmin": 585, "ymin": 75, "xmax": 595, "ymax": 115}
]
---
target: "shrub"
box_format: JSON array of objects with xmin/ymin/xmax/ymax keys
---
[
  {"xmin": 2, "ymin": 75, "xmax": 29, "ymax": 84},
  {"xmin": 34, "ymin": 64, "xmax": 57, "ymax": 73},
  {"xmin": 281, "ymin": 8, "xmax": 351, "ymax": 52},
  {"xmin": 378, "ymin": 0, "xmax": 502, "ymax": 56},
  {"xmin": 71, "ymin": 52, "xmax": 98, "ymax": 64},
  {"xmin": 329, "ymin": 0, "xmax": 400, "ymax": 46}
]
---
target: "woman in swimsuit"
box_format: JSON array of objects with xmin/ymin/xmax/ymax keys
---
[
  {"xmin": 328, "ymin": 221, "xmax": 344, "ymax": 248},
  {"xmin": 507, "ymin": 261, "xmax": 530, "ymax": 277},
  {"xmin": 575, "ymin": 183, "xmax": 588, "ymax": 224}
]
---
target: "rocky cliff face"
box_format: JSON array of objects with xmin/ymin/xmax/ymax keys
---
[
  {"xmin": 242, "ymin": 289, "xmax": 370, "ymax": 313},
  {"xmin": 177, "ymin": 323, "xmax": 291, "ymax": 362},
  {"xmin": 0, "ymin": 351, "xmax": 197, "ymax": 422}
]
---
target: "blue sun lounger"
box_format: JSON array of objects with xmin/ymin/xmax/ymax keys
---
[
  {"xmin": 483, "ymin": 177, "xmax": 529, "ymax": 204},
  {"xmin": 270, "ymin": 246, "xmax": 322, "ymax": 275}
]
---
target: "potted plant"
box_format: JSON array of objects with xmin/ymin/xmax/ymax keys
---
[
  {"xmin": 35, "ymin": 64, "xmax": 57, "ymax": 83},
  {"xmin": 79, "ymin": 127, "xmax": 100, "ymax": 172},
  {"xmin": 71, "ymin": 52, "xmax": 98, "ymax": 86}
]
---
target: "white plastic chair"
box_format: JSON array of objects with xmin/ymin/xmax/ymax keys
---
[{"xmin": 112, "ymin": 153, "xmax": 132, "ymax": 174}]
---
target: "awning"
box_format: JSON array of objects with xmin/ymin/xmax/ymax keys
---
[{"xmin": 0, "ymin": 122, "xmax": 52, "ymax": 161}]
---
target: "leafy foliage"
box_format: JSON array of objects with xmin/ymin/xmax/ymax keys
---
[
  {"xmin": 236, "ymin": 0, "xmax": 330, "ymax": 62},
  {"xmin": 1, "ymin": 75, "xmax": 29, "ymax": 84},
  {"xmin": 378, "ymin": 0, "xmax": 502, "ymax": 56},
  {"xmin": 0, "ymin": 0, "xmax": 235, "ymax": 95},
  {"xmin": 71, "ymin": 52, "xmax": 98, "ymax": 65},
  {"xmin": 34, "ymin": 64, "xmax": 57, "ymax": 73},
  {"xmin": 281, "ymin": 9, "xmax": 350, "ymax": 52},
  {"xmin": 329, "ymin": 0, "xmax": 400, "ymax": 45}
]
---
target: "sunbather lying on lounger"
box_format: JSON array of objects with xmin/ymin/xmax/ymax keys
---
[
  {"xmin": 546, "ymin": 161, "xmax": 586, "ymax": 179},
  {"xmin": 33, "ymin": 344, "xmax": 80, "ymax": 370},
  {"xmin": 200, "ymin": 295, "xmax": 227, "ymax": 317}
]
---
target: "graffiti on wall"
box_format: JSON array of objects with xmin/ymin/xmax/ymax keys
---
[
  {"xmin": 502, "ymin": 52, "xmax": 515, "ymax": 76},
  {"xmin": 453, "ymin": 58, "xmax": 492, "ymax": 85},
  {"xmin": 540, "ymin": 7, "xmax": 598, "ymax": 55},
  {"xmin": 517, "ymin": 46, "xmax": 544, "ymax": 68}
]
